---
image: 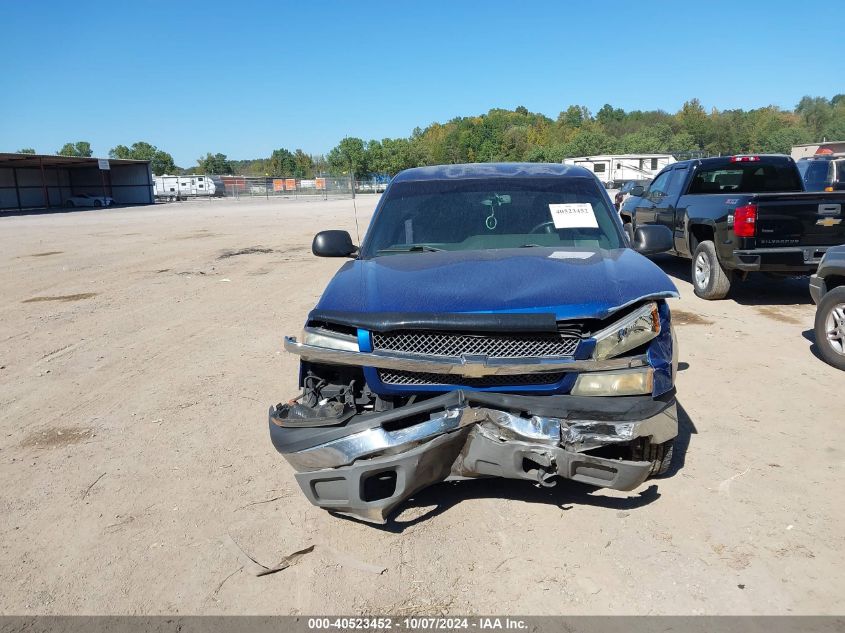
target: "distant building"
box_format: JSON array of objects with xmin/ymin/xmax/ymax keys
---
[
  {"xmin": 0, "ymin": 152, "xmax": 153, "ymax": 212},
  {"xmin": 791, "ymin": 141, "xmax": 845, "ymax": 160}
]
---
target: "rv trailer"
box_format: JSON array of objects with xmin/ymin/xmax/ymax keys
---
[
  {"xmin": 562, "ymin": 154, "xmax": 676, "ymax": 188},
  {"xmin": 153, "ymin": 175, "xmax": 224, "ymax": 201}
]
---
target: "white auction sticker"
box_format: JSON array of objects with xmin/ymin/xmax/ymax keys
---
[
  {"xmin": 548, "ymin": 203, "xmax": 598, "ymax": 229},
  {"xmin": 548, "ymin": 250, "xmax": 594, "ymax": 260}
]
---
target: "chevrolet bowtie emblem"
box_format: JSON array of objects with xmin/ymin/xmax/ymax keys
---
[{"xmin": 817, "ymin": 217, "xmax": 842, "ymax": 227}]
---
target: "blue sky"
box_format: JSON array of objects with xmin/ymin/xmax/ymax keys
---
[{"xmin": 1, "ymin": 1, "xmax": 842, "ymax": 166}]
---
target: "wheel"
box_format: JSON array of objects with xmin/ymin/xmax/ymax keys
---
[
  {"xmin": 94, "ymin": 200, "xmax": 102, "ymax": 207},
  {"xmin": 692, "ymin": 240, "xmax": 733, "ymax": 300},
  {"xmin": 65, "ymin": 200, "xmax": 75, "ymax": 208},
  {"xmin": 814, "ymin": 286, "xmax": 845, "ymax": 371},
  {"xmin": 631, "ymin": 438, "xmax": 675, "ymax": 477},
  {"xmin": 649, "ymin": 440, "xmax": 674, "ymax": 477}
]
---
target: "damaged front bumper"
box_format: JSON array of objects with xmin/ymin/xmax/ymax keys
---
[{"xmin": 269, "ymin": 391, "xmax": 677, "ymax": 523}]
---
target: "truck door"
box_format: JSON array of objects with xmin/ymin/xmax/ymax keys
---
[
  {"xmin": 634, "ymin": 168, "xmax": 673, "ymax": 226},
  {"xmin": 655, "ymin": 165, "xmax": 688, "ymax": 235}
]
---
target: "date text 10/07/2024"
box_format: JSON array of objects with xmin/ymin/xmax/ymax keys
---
[{"xmin": 306, "ymin": 617, "xmax": 528, "ymax": 630}]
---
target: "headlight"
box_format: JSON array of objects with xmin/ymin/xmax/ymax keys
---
[
  {"xmin": 301, "ymin": 327, "xmax": 359, "ymax": 352},
  {"xmin": 572, "ymin": 368, "xmax": 654, "ymax": 396},
  {"xmin": 592, "ymin": 302, "xmax": 660, "ymax": 360}
]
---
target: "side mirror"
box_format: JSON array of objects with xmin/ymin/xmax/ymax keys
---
[
  {"xmin": 312, "ymin": 230, "xmax": 357, "ymax": 257},
  {"xmin": 630, "ymin": 185, "xmax": 645, "ymax": 197},
  {"xmin": 632, "ymin": 225, "xmax": 672, "ymax": 256}
]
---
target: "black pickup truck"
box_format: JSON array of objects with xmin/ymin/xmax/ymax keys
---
[{"xmin": 621, "ymin": 155, "xmax": 845, "ymax": 299}]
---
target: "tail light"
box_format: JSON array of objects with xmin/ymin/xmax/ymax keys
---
[
  {"xmin": 729, "ymin": 156, "xmax": 761, "ymax": 162},
  {"xmin": 825, "ymin": 186, "xmax": 834, "ymax": 192},
  {"xmin": 734, "ymin": 204, "xmax": 757, "ymax": 237}
]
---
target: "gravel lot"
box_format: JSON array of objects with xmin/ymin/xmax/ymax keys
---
[{"xmin": 0, "ymin": 197, "xmax": 842, "ymax": 615}]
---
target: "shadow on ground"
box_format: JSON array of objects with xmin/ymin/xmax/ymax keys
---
[
  {"xmin": 337, "ymin": 400, "xmax": 698, "ymax": 533},
  {"xmin": 650, "ymin": 254, "xmax": 813, "ymax": 307},
  {"xmin": 801, "ymin": 328, "xmax": 827, "ymax": 364},
  {"xmin": 0, "ymin": 204, "xmax": 134, "ymax": 218}
]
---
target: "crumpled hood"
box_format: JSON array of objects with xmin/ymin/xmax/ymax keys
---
[{"xmin": 314, "ymin": 247, "xmax": 678, "ymax": 321}]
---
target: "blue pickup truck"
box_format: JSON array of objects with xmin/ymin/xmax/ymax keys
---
[{"xmin": 269, "ymin": 163, "xmax": 680, "ymax": 522}]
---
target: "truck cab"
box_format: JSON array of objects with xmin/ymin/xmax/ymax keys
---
[{"xmin": 623, "ymin": 155, "xmax": 845, "ymax": 299}]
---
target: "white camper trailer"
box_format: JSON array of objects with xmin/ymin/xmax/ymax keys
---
[
  {"xmin": 562, "ymin": 154, "xmax": 676, "ymax": 187},
  {"xmin": 153, "ymin": 174, "xmax": 223, "ymax": 201}
]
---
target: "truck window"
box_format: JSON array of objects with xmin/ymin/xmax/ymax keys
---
[
  {"xmin": 666, "ymin": 167, "xmax": 688, "ymax": 199},
  {"xmin": 688, "ymin": 163, "xmax": 802, "ymax": 194},
  {"xmin": 834, "ymin": 160, "xmax": 845, "ymax": 182},
  {"xmin": 647, "ymin": 170, "xmax": 672, "ymax": 198}
]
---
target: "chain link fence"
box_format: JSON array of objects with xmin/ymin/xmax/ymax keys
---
[{"xmin": 218, "ymin": 175, "xmax": 356, "ymax": 199}]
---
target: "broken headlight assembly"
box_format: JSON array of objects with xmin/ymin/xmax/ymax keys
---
[
  {"xmin": 592, "ymin": 302, "xmax": 660, "ymax": 360},
  {"xmin": 301, "ymin": 326, "xmax": 359, "ymax": 352}
]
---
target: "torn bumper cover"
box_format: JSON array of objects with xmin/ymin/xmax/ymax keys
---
[{"xmin": 269, "ymin": 391, "xmax": 677, "ymax": 523}]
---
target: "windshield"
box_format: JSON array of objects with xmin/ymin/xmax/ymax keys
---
[{"xmin": 362, "ymin": 177, "xmax": 623, "ymax": 257}]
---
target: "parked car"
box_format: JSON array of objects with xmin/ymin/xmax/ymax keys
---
[
  {"xmin": 797, "ymin": 155, "xmax": 845, "ymax": 192},
  {"xmin": 615, "ymin": 178, "xmax": 651, "ymax": 212},
  {"xmin": 627, "ymin": 155, "xmax": 845, "ymax": 299},
  {"xmin": 268, "ymin": 162, "xmax": 679, "ymax": 522},
  {"xmin": 64, "ymin": 193, "xmax": 114, "ymax": 208},
  {"xmin": 809, "ymin": 244, "xmax": 845, "ymax": 370}
]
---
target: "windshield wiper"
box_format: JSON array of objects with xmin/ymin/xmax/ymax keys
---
[
  {"xmin": 519, "ymin": 243, "xmax": 545, "ymax": 248},
  {"xmin": 376, "ymin": 245, "xmax": 444, "ymax": 254}
]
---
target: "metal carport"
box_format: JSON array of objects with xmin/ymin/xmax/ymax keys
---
[{"xmin": 0, "ymin": 153, "xmax": 154, "ymax": 212}]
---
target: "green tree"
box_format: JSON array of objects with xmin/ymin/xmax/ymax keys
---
[
  {"xmin": 796, "ymin": 96, "xmax": 831, "ymax": 139},
  {"xmin": 327, "ymin": 137, "xmax": 368, "ymax": 178},
  {"xmin": 197, "ymin": 152, "xmax": 232, "ymax": 175},
  {"xmin": 268, "ymin": 148, "xmax": 296, "ymax": 176},
  {"xmin": 561, "ymin": 130, "xmax": 615, "ymax": 157},
  {"xmin": 558, "ymin": 105, "xmax": 591, "ymax": 128},
  {"xmin": 57, "ymin": 141, "xmax": 92, "ymax": 157},
  {"xmin": 758, "ymin": 127, "xmax": 812, "ymax": 154},
  {"xmin": 668, "ymin": 132, "xmax": 698, "ymax": 152},
  {"xmin": 109, "ymin": 141, "xmax": 175, "ymax": 175},
  {"xmin": 676, "ymin": 99, "xmax": 708, "ymax": 148},
  {"xmin": 293, "ymin": 149, "xmax": 315, "ymax": 178},
  {"xmin": 16, "ymin": 148, "xmax": 36, "ymax": 154}
]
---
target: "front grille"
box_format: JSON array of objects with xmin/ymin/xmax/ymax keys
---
[
  {"xmin": 377, "ymin": 369, "xmax": 565, "ymax": 388},
  {"xmin": 371, "ymin": 330, "xmax": 579, "ymax": 358}
]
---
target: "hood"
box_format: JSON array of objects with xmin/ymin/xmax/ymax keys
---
[{"xmin": 313, "ymin": 247, "xmax": 678, "ymax": 322}]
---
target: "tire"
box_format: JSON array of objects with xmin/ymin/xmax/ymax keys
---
[
  {"xmin": 692, "ymin": 240, "xmax": 733, "ymax": 300},
  {"xmin": 94, "ymin": 200, "xmax": 102, "ymax": 207},
  {"xmin": 645, "ymin": 440, "xmax": 674, "ymax": 477},
  {"xmin": 813, "ymin": 286, "xmax": 845, "ymax": 371},
  {"xmin": 65, "ymin": 200, "xmax": 75, "ymax": 208}
]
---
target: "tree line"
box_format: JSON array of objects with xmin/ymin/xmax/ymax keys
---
[
  {"xmin": 326, "ymin": 94, "xmax": 845, "ymax": 177},
  {"xmin": 16, "ymin": 94, "xmax": 844, "ymax": 178}
]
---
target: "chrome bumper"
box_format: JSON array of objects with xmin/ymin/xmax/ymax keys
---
[
  {"xmin": 269, "ymin": 396, "xmax": 678, "ymax": 522},
  {"xmin": 283, "ymin": 336, "xmax": 647, "ymax": 378}
]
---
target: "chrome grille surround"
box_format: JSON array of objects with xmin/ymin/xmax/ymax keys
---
[{"xmin": 371, "ymin": 330, "xmax": 580, "ymax": 359}]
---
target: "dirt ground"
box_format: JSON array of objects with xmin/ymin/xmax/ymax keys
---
[{"xmin": 0, "ymin": 197, "xmax": 842, "ymax": 616}]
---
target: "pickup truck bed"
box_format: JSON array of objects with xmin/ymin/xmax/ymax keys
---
[{"xmin": 622, "ymin": 155, "xmax": 845, "ymax": 299}]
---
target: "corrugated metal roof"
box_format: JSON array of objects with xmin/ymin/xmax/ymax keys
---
[{"xmin": 0, "ymin": 153, "xmax": 150, "ymax": 168}]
